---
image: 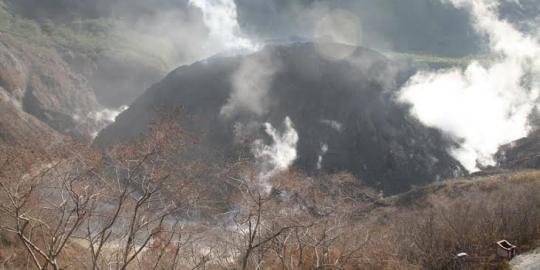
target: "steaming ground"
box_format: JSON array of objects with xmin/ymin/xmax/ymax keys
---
[
  {"xmin": 78, "ymin": 0, "xmax": 540, "ymax": 194},
  {"xmin": 95, "ymin": 42, "xmax": 464, "ymax": 194},
  {"xmin": 88, "ymin": 105, "xmax": 129, "ymax": 138},
  {"xmin": 165, "ymin": 0, "xmax": 540, "ymax": 176},
  {"xmin": 399, "ymin": 0, "xmax": 540, "ymax": 172},
  {"xmin": 184, "ymin": 0, "xmax": 540, "ymax": 176},
  {"xmin": 252, "ymin": 117, "xmax": 299, "ymax": 193}
]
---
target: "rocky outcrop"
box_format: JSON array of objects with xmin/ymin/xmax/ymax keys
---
[
  {"xmin": 0, "ymin": 88, "xmax": 61, "ymax": 147},
  {"xmin": 96, "ymin": 43, "xmax": 465, "ymax": 194},
  {"xmin": 0, "ymin": 33, "xmax": 100, "ymax": 142},
  {"xmin": 496, "ymin": 130, "xmax": 540, "ymax": 170},
  {"xmin": 495, "ymin": 112, "xmax": 540, "ymax": 170}
]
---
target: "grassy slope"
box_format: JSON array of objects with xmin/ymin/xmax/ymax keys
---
[
  {"xmin": 378, "ymin": 170, "xmax": 540, "ymax": 269},
  {"xmin": 389, "ymin": 170, "xmax": 540, "ymax": 206},
  {"xmin": 386, "ymin": 51, "xmax": 491, "ymax": 68}
]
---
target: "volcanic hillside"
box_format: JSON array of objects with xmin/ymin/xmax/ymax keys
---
[{"xmin": 96, "ymin": 43, "xmax": 465, "ymax": 194}]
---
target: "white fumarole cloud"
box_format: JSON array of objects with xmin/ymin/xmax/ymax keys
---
[
  {"xmin": 320, "ymin": 119, "xmax": 344, "ymax": 133},
  {"xmin": 188, "ymin": 0, "xmax": 259, "ymax": 53},
  {"xmin": 252, "ymin": 117, "xmax": 299, "ymax": 190},
  {"xmin": 88, "ymin": 105, "xmax": 129, "ymax": 138},
  {"xmin": 190, "ymin": 0, "xmax": 296, "ymax": 194},
  {"xmin": 399, "ymin": 0, "xmax": 540, "ymax": 172},
  {"xmin": 192, "ymin": 0, "xmax": 276, "ymax": 120},
  {"xmin": 317, "ymin": 143, "xmax": 329, "ymax": 170},
  {"xmin": 89, "ymin": 105, "xmax": 129, "ymax": 124},
  {"xmin": 313, "ymin": 8, "xmax": 362, "ymax": 61},
  {"xmin": 220, "ymin": 50, "xmax": 280, "ymax": 118}
]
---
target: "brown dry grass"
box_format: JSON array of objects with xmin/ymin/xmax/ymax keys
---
[{"xmin": 2, "ymin": 139, "xmax": 540, "ymax": 269}]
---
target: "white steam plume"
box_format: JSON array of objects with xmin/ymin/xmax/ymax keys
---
[
  {"xmin": 221, "ymin": 50, "xmax": 280, "ymax": 118},
  {"xmin": 88, "ymin": 105, "xmax": 129, "ymax": 138},
  {"xmin": 314, "ymin": 9, "xmax": 362, "ymax": 60},
  {"xmin": 252, "ymin": 117, "xmax": 299, "ymax": 191},
  {"xmin": 188, "ymin": 0, "xmax": 259, "ymax": 53},
  {"xmin": 399, "ymin": 0, "xmax": 540, "ymax": 172},
  {"xmin": 89, "ymin": 105, "xmax": 129, "ymax": 124},
  {"xmin": 320, "ymin": 119, "xmax": 344, "ymax": 132},
  {"xmin": 317, "ymin": 144, "xmax": 329, "ymax": 170}
]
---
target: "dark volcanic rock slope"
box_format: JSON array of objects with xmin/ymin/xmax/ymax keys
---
[
  {"xmin": 497, "ymin": 131, "xmax": 540, "ymax": 170},
  {"xmin": 96, "ymin": 43, "xmax": 465, "ymax": 194}
]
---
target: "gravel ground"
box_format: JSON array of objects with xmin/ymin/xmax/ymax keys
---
[{"xmin": 511, "ymin": 249, "xmax": 540, "ymax": 270}]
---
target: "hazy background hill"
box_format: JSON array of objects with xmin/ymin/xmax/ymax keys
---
[
  {"xmin": 10, "ymin": 0, "xmax": 539, "ymax": 58},
  {"xmin": 10, "ymin": 0, "xmax": 482, "ymax": 57}
]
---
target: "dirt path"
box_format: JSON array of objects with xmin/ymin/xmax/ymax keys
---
[{"xmin": 511, "ymin": 249, "xmax": 540, "ymax": 270}]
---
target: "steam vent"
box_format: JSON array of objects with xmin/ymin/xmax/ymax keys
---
[
  {"xmin": 96, "ymin": 43, "xmax": 465, "ymax": 194},
  {"xmin": 4, "ymin": 0, "xmax": 540, "ymax": 269}
]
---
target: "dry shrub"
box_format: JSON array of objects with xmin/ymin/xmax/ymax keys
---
[
  {"xmin": 392, "ymin": 178, "xmax": 540, "ymax": 269},
  {"xmin": 3, "ymin": 118, "xmax": 540, "ymax": 270}
]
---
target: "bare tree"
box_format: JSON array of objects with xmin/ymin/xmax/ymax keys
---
[{"xmin": 0, "ymin": 116, "xmax": 198, "ymax": 270}]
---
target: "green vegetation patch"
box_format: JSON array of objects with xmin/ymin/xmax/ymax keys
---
[
  {"xmin": 386, "ymin": 51, "xmax": 492, "ymax": 68},
  {"xmin": 0, "ymin": 2, "xmax": 173, "ymax": 71}
]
